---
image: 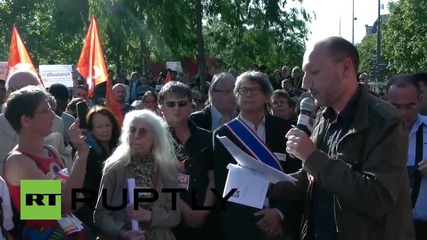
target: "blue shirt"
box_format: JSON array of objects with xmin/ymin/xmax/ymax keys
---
[{"xmin": 408, "ymin": 114, "xmax": 427, "ymax": 221}]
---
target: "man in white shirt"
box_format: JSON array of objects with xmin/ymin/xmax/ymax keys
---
[
  {"xmin": 386, "ymin": 74, "xmax": 427, "ymax": 240},
  {"xmin": 190, "ymin": 72, "xmax": 237, "ymax": 131},
  {"xmin": 213, "ymin": 71, "xmax": 302, "ymax": 240}
]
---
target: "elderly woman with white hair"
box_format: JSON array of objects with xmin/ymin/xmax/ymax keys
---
[{"xmin": 94, "ymin": 110, "xmax": 180, "ymax": 240}]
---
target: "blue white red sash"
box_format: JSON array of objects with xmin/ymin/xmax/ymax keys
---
[{"xmin": 225, "ymin": 118, "xmax": 283, "ymax": 172}]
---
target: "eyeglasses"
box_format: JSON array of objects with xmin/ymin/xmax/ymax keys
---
[
  {"xmin": 144, "ymin": 100, "xmax": 156, "ymax": 104},
  {"xmin": 237, "ymin": 87, "xmax": 262, "ymax": 95},
  {"xmin": 164, "ymin": 101, "xmax": 189, "ymax": 108}
]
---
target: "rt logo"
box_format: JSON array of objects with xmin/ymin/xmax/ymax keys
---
[{"xmin": 20, "ymin": 180, "xmax": 61, "ymax": 220}]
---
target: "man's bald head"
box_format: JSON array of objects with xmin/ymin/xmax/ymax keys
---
[
  {"xmin": 315, "ymin": 37, "xmax": 360, "ymax": 74},
  {"xmin": 6, "ymin": 70, "xmax": 40, "ymax": 91},
  {"xmin": 113, "ymin": 83, "xmax": 126, "ymax": 91}
]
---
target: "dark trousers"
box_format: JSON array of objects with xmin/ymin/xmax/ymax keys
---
[
  {"xmin": 173, "ymin": 210, "xmax": 221, "ymax": 240},
  {"xmin": 414, "ymin": 221, "xmax": 427, "ymax": 240}
]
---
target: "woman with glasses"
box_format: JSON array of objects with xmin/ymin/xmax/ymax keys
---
[
  {"xmin": 270, "ymin": 89, "xmax": 295, "ymax": 124},
  {"xmin": 3, "ymin": 85, "xmax": 91, "ymax": 239},
  {"xmin": 142, "ymin": 91, "xmax": 161, "ymax": 116},
  {"xmin": 94, "ymin": 110, "xmax": 180, "ymax": 240},
  {"xmin": 74, "ymin": 106, "xmax": 121, "ymax": 237}
]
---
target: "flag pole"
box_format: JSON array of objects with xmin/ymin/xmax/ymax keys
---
[
  {"xmin": 376, "ymin": 0, "xmax": 381, "ymax": 82},
  {"xmin": 352, "ymin": 0, "xmax": 355, "ymax": 44}
]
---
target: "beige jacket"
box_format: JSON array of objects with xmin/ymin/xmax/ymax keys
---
[{"xmin": 94, "ymin": 161, "xmax": 180, "ymax": 240}]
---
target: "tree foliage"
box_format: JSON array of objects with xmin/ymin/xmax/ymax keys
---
[
  {"xmin": 356, "ymin": 35, "xmax": 376, "ymax": 74},
  {"xmin": 204, "ymin": 0, "xmax": 310, "ymax": 70},
  {"xmin": 0, "ymin": 0, "xmax": 312, "ymax": 73},
  {"xmin": 382, "ymin": 0, "xmax": 427, "ymax": 73}
]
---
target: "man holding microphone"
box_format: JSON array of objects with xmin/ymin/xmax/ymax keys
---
[{"xmin": 269, "ymin": 36, "xmax": 415, "ymax": 240}]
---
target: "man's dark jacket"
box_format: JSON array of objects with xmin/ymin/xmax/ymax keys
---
[
  {"xmin": 214, "ymin": 115, "xmax": 303, "ymax": 240},
  {"xmin": 269, "ymin": 84, "xmax": 415, "ymax": 240}
]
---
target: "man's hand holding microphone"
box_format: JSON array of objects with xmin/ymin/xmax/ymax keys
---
[{"xmin": 286, "ymin": 97, "xmax": 317, "ymax": 163}]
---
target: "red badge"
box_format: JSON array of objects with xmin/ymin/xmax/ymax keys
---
[{"xmin": 177, "ymin": 161, "xmax": 185, "ymax": 170}]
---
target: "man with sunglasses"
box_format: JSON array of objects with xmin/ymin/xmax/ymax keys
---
[
  {"xmin": 213, "ymin": 71, "xmax": 302, "ymax": 240},
  {"xmin": 158, "ymin": 81, "xmax": 218, "ymax": 240}
]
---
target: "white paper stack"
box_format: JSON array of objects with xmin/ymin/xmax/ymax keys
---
[
  {"xmin": 224, "ymin": 164, "xmax": 270, "ymax": 209},
  {"xmin": 217, "ymin": 136, "xmax": 298, "ymax": 208},
  {"xmin": 127, "ymin": 178, "xmax": 139, "ymax": 231}
]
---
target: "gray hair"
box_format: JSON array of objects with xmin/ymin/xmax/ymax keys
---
[
  {"xmin": 234, "ymin": 71, "xmax": 273, "ymax": 97},
  {"xmin": 103, "ymin": 109, "xmax": 177, "ymax": 181},
  {"xmin": 208, "ymin": 72, "xmax": 236, "ymax": 102},
  {"xmin": 6, "ymin": 67, "xmax": 40, "ymax": 91}
]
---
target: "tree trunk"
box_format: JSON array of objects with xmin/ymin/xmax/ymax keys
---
[{"xmin": 195, "ymin": 0, "xmax": 206, "ymax": 93}]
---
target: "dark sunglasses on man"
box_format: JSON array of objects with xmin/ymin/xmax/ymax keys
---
[{"xmin": 164, "ymin": 101, "xmax": 188, "ymax": 108}]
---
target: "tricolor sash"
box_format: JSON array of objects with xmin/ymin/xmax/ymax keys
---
[{"xmin": 225, "ymin": 118, "xmax": 283, "ymax": 172}]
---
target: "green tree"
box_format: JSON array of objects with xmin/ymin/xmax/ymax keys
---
[
  {"xmin": 0, "ymin": 0, "xmax": 311, "ymax": 76},
  {"xmin": 382, "ymin": 0, "xmax": 427, "ymax": 73},
  {"xmin": 204, "ymin": 0, "xmax": 311, "ymax": 71},
  {"xmin": 0, "ymin": 0, "xmax": 89, "ymax": 65},
  {"xmin": 356, "ymin": 35, "xmax": 376, "ymax": 74}
]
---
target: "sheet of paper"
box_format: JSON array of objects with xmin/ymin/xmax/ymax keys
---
[
  {"xmin": 223, "ymin": 164, "xmax": 270, "ymax": 209},
  {"xmin": 217, "ymin": 136, "xmax": 298, "ymax": 184},
  {"xmin": 127, "ymin": 178, "xmax": 139, "ymax": 231}
]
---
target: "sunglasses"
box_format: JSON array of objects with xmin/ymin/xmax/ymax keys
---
[{"xmin": 164, "ymin": 101, "xmax": 189, "ymax": 108}]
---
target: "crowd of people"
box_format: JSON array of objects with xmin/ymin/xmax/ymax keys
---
[{"xmin": 0, "ymin": 36, "xmax": 425, "ymax": 240}]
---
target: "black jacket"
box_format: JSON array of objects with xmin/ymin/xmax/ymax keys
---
[{"xmin": 213, "ymin": 115, "xmax": 303, "ymax": 240}]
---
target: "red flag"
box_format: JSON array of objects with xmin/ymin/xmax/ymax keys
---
[
  {"xmin": 165, "ymin": 71, "xmax": 172, "ymax": 84},
  {"xmin": 6, "ymin": 24, "xmax": 43, "ymax": 85},
  {"xmin": 77, "ymin": 16, "xmax": 124, "ymax": 125}
]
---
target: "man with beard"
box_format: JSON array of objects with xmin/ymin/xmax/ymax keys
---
[{"xmin": 269, "ymin": 36, "xmax": 414, "ymax": 240}]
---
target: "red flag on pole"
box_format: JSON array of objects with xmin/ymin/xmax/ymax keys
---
[
  {"xmin": 164, "ymin": 71, "xmax": 172, "ymax": 84},
  {"xmin": 77, "ymin": 16, "xmax": 124, "ymax": 125},
  {"xmin": 6, "ymin": 24, "xmax": 43, "ymax": 85}
]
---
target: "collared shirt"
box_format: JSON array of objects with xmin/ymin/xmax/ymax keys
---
[
  {"xmin": 313, "ymin": 87, "xmax": 361, "ymax": 240},
  {"xmin": 210, "ymin": 104, "xmax": 237, "ymax": 131},
  {"xmin": 408, "ymin": 114, "xmax": 427, "ymax": 221},
  {"xmin": 237, "ymin": 114, "xmax": 285, "ymax": 220},
  {"xmin": 238, "ymin": 114, "xmax": 266, "ymax": 142},
  {"xmin": 210, "ymin": 104, "xmax": 223, "ymax": 131}
]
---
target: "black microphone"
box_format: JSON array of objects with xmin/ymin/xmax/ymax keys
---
[{"xmin": 296, "ymin": 97, "xmax": 315, "ymax": 136}]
